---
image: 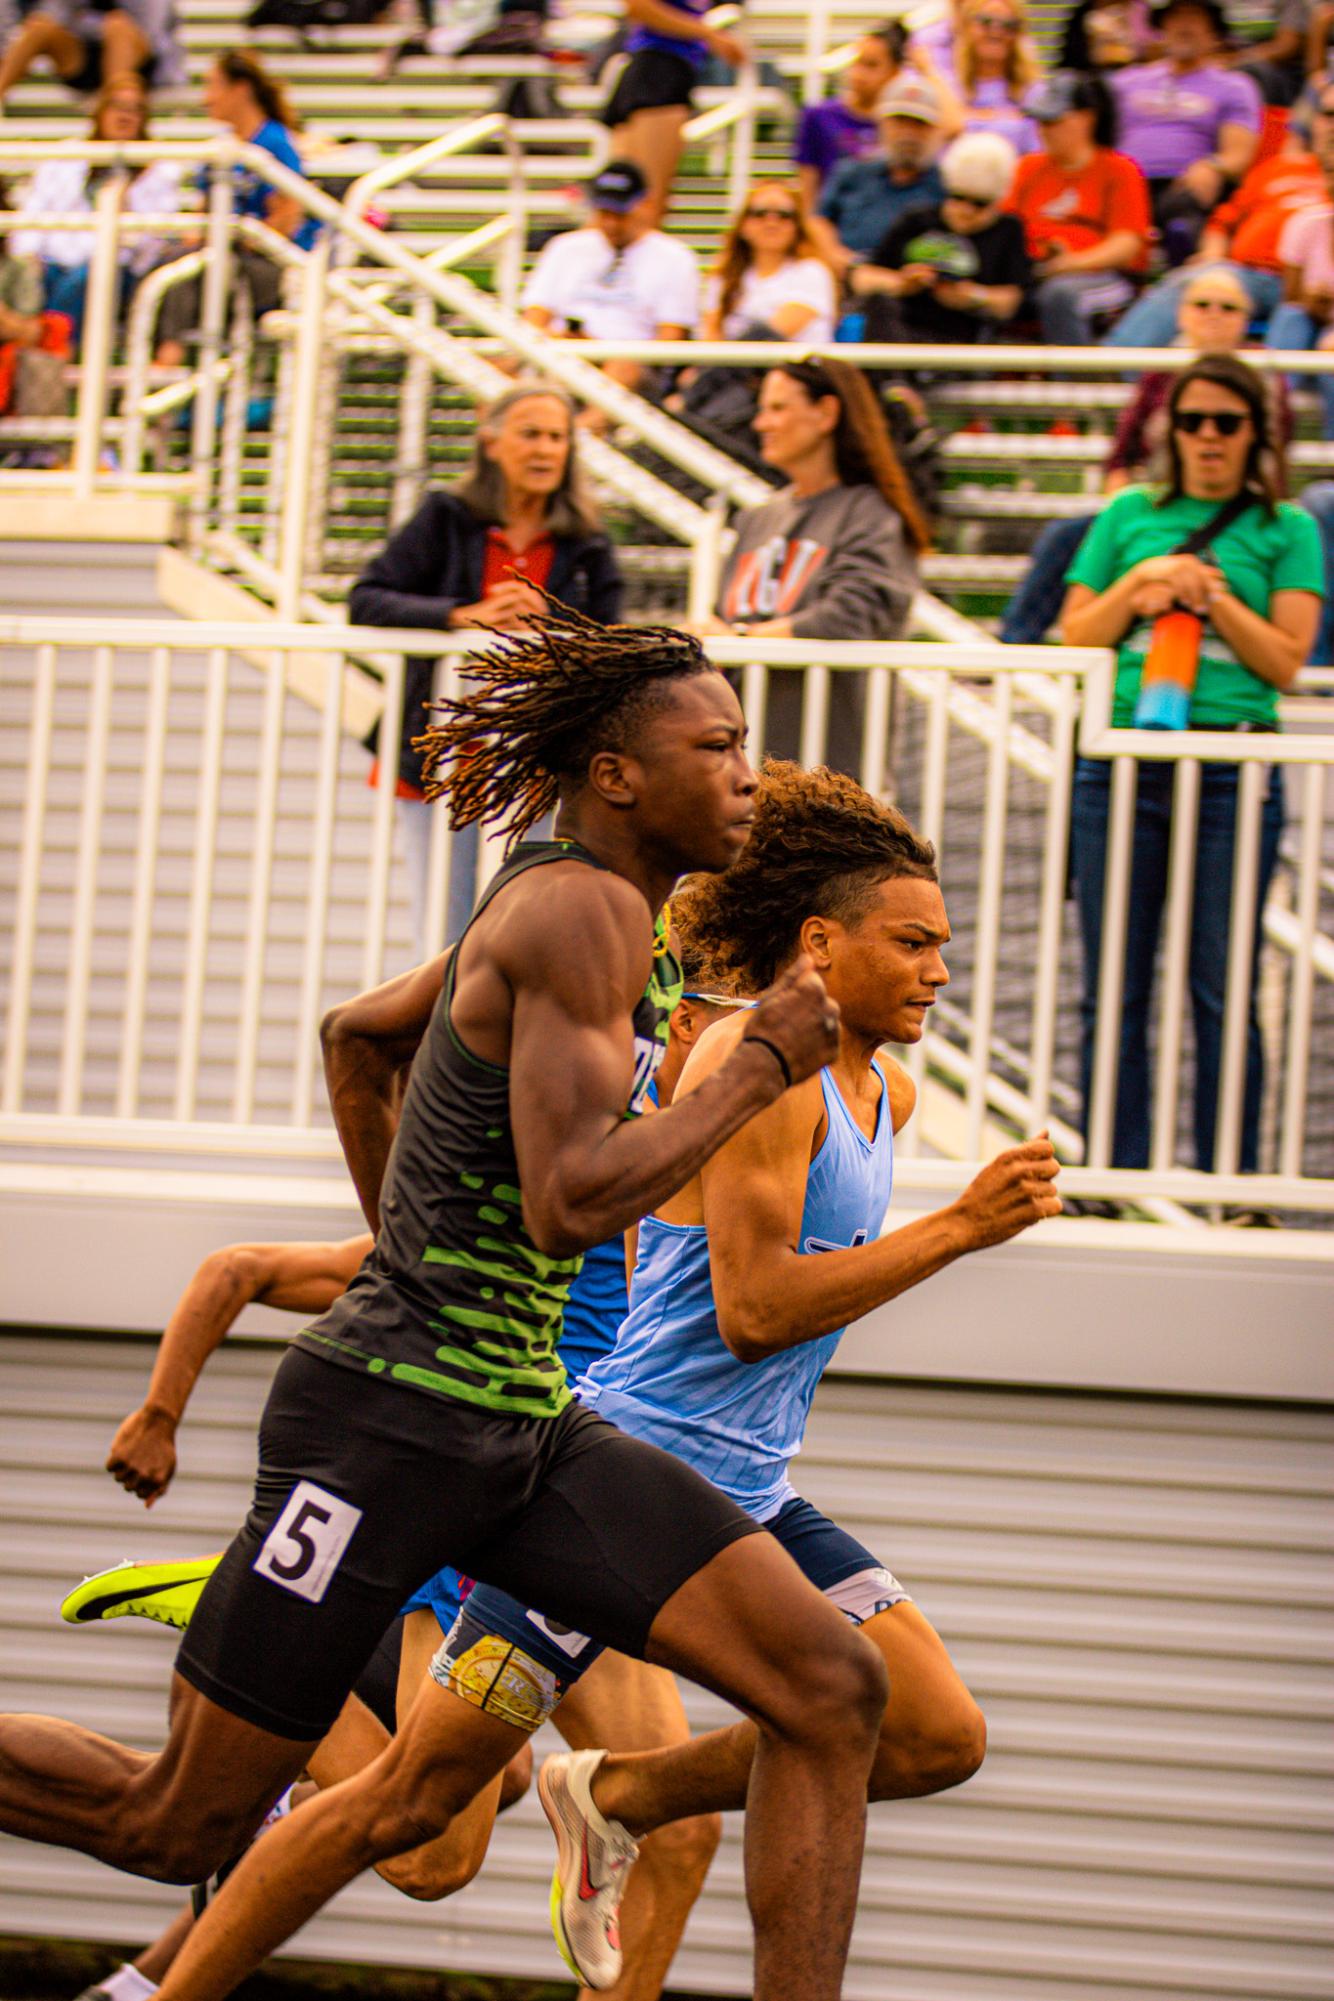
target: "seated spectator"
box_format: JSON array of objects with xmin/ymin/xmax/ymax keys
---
[
  {"xmin": 694, "ymin": 354, "xmax": 931, "ymax": 772},
  {"xmin": 793, "ymin": 21, "xmax": 906, "ymax": 207},
  {"xmin": 1227, "ymin": 0, "xmax": 1313, "ymax": 109},
  {"xmin": 1003, "ymin": 264, "xmax": 1281, "ymax": 639},
  {"xmin": 153, "ymin": 52, "xmax": 318, "ymax": 368},
  {"xmin": 1059, "ymin": 0, "xmax": 1159, "ymax": 74},
  {"xmin": 813, "ymin": 74, "xmax": 948, "ymax": 271},
  {"xmin": 852, "ymin": 131, "xmax": 1031, "ymax": 344},
  {"xmin": 349, "ymin": 382, "xmax": 622, "ymax": 949},
  {"xmin": 0, "ymin": 0, "xmax": 186, "ymax": 109},
  {"xmin": 521, "ymin": 158, "xmax": 699, "ymax": 420},
  {"xmin": 602, "ymin": 0, "xmax": 748, "ymax": 223},
  {"xmin": 1106, "ymin": 93, "xmax": 1331, "ymax": 345},
  {"xmin": 700, "ymin": 181, "xmax": 837, "ymax": 343},
  {"xmin": 1060, "ymin": 353, "xmax": 1321, "ymax": 1172},
  {"xmin": 10, "ymin": 76, "xmax": 180, "ymax": 346},
  {"xmin": 1264, "ymin": 158, "xmax": 1334, "ymax": 431},
  {"xmin": 1009, "ymin": 71, "xmax": 1151, "ymax": 342},
  {"xmin": 1108, "ymin": 0, "xmax": 1262, "ymax": 263},
  {"xmin": 925, "ymin": 0, "xmax": 1043, "ymax": 157},
  {"xmin": 0, "ymin": 176, "xmax": 70, "ymax": 438}
]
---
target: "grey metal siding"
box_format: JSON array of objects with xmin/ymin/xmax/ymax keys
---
[{"xmin": 2, "ymin": 1331, "xmax": 1331, "ymax": 2000}]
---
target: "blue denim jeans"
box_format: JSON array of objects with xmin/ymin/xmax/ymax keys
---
[
  {"xmin": 1264, "ymin": 301, "xmax": 1334, "ymax": 435},
  {"xmin": 1103, "ymin": 265, "xmax": 1283, "ymax": 349},
  {"xmin": 1298, "ymin": 480, "xmax": 1334, "ymax": 664},
  {"xmin": 1000, "ymin": 514, "xmax": 1095, "ymax": 644},
  {"xmin": 1069, "ymin": 755, "xmax": 1285, "ymax": 1170}
]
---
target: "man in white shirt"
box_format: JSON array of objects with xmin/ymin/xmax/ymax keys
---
[{"xmin": 522, "ymin": 158, "xmax": 699, "ymax": 420}]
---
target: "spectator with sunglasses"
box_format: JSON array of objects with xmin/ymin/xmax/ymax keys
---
[
  {"xmin": 852, "ymin": 130, "xmax": 1031, "ymax": 344},
  {"xmin": 1002, "ymin": 265, "xmax": 1288, "ymax": 640},
  {"xmin": 927, "ymin": 0, "xmax": 1043, "ymax": 156},
  {"xmin": 1105, "ymin": 101, "xmax": 1331, "ymax": 348},
  {"xmin": 699, "ymin": 181, "xmax": 837, "ymax": 344},
  {"xmin": 1060, "ymin": 353, "xmax": 1321, "ymax": 1173}
]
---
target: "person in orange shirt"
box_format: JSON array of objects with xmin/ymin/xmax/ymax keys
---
[
  {"xmin": 1007, "ymin": 70, "xmax": 1152, "ymax": 341},
  {"xmin": 1105, "ymin": 86, "xmax": 1334, "ymax": 345}
]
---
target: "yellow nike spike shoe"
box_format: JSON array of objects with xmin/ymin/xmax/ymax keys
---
[{"xmin": 60, "ymin": 1554, "xmax": 223, "ymax": 1630}]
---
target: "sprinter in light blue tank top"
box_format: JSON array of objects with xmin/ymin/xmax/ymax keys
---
[
  {"xmin": 441, "ymin": 763, "xmax": 1063, "ymax": 1987},
  {"xmin": 581, "ymin": 1056, "xmax": 894, "ymax": 1521}
]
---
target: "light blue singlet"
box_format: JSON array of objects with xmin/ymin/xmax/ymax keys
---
[{"xmin": 580, "ymin": 1061, "xmax": 894, "ymax": 1523}]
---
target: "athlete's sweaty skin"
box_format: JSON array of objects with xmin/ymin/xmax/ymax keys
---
[{"xmin": 0, "ymin": 667, "xmax": 880, "ymax": 2001}]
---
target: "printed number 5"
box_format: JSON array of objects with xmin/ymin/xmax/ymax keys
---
[{"xmin": 253, "ymin": 1479, "xmax": 363, "ymax": 1604}]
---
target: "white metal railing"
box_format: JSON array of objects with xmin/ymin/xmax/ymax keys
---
[{"xmin": 1, "ymin": 619, "xmax": 1329, "ymax": 1218}]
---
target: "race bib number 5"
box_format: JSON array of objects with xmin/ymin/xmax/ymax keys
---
[{"xmin": 253, "ymin": 1480, "xmax": 363, "ymax": 1603}]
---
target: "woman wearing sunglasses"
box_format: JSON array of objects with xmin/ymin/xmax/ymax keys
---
[
  {"xmin": 1059, "ymin": 353, "xmax": 1322, "ymax": 1174},
  {"xmin": 699, "ymin": 181, "xmax": 838, "ymax": 346},
  {"xmin": 927, "ymin": 0, "xmax": 1043, "ymax": 157}
]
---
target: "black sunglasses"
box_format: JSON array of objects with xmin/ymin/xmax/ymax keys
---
[
  {"xmin": 1172, "ymin": 408, "xmax": 1249, "ymax": 435},
  {"xmin": 746, "ymin": 205, "xmax": 798, "ymax": 220},
  {"xmin": 946, "ymin": 190, "xmax": 992, "ymax": 208}
]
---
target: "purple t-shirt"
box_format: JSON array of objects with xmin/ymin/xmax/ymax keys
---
[
  {"xmin": 626, "ymin": 0, "xmax": 709, "ymax": 68},
  {"xmin": 793, "ymin": 98, "xmax": 879, "ymax": 181},
  {"xmin": 961, "ymin": 75, "xmax": 1040, "ymax": 155},
  {"xmin": 1109, "ymin": 61, "xmax": 1262, "ymax": 178}
]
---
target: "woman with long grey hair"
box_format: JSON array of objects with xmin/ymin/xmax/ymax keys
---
[{"xmin": 351, "ymin": 381, "xmax": 623, "ymax": 948}]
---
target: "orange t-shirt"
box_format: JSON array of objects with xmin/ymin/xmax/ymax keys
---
[
  {"xmin": 1209, "ymin": 153, "xmax": 1327, "ymax": 272},
  {"xmin": 1006, "ymin": 148, "xmax": 1152, "ymax": 272}
]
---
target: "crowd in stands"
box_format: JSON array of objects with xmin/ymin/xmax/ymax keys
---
[{"xmin": 0, "ymin": 0, "xmax": 1327, "ymax": 1179}]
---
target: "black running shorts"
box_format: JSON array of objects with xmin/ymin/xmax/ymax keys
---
[
  {"xmin": 603, "ymin": 48, "xmax": 698, "ymax": 126},
  {"xmin": 175, "ymin": 1347, "xmax": 759, "ymax": 1740}
]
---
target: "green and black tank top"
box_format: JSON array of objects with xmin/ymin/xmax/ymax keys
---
[{"xmin": 296, "ymin": 839, "xmax": 683, "ymax": 1420}]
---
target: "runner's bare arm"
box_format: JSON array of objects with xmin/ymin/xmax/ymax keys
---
[
  {"xmin": 321, "ymin": 950, "xmax": 453, "ymax": 1231},
  {"xmin": 499, "ymin": 872, "xmax": 839, "ymax": 1256},
  {"xmin": 106, "ymin": 1235, "xmax": 373, "ymax": 1505},
  {"xmin": 685, "ymin": 1022, "xmax": 1060, "ymax": 1361}
]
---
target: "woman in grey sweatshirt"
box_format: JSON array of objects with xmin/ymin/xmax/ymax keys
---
[{"xmin": 705, "ymin": 355, "xmax": 930, "ymax": 775}]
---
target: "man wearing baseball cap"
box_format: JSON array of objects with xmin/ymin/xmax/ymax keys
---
[
  {"xmin": 521, "ymin": 158, "xmax": 700, "ymax": 415},
  {"xmin": 813, "ymin": 72, "xmax": 949, "ymax": 270},
  {"xmin": 1005, "ymin": 70, "xmax": 1151, "ymax": 343},
  {"xmin": 1107, "ymin": 0, "xmax": 1262, "ymax": 261}
]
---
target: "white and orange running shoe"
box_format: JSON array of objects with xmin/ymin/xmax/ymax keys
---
[{"xmin": 537, "ymin": 1748, "xmax": 639, "ymax": 1990}]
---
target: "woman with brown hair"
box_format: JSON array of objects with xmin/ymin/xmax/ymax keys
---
[
  {"xmin": 154, "ymin": 50, "xmax": 317, "ymax": 367},
  {"xmin": 700, "ymin": 181, "xmax": 839, "ymax": 345},
  {"xmin": 1061, "ymin": 351, "xmax": 1322, "ymax": 1173},
  {"xmin": 697, "ymin": 354, "xmax": 930, "ymax": 772}
]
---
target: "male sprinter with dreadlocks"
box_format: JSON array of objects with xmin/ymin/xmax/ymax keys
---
[
  {"xmin": 0, "ymin": 614, "xmax": 886, "ymax": 2001},
  {"xmin": 65, "ymin": 893, "xmax": 745, "ymax": 2001},
  {"xmin": 436, "ymin": 761, "xmax": 1061, "ymax": 1985}
]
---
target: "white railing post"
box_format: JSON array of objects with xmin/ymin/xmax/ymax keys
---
[
  {"xmin": 71, "ymin": 174, "xmax": 125, "ymax": 498},
  {"xmin": 277, "ymin": 236, "xmax": 329, "ymax": 621},
  {"xmin": 688, "ymin": 496, "xmax": 727, "ymax": 623},
  {"xmin": 1087, "ymin": 754, "xmax": 1138, "ymax": 1169},
  {"xmin": 57, "ymin": 644, "xmax": 115, "ymax": 1116},
  {"xmin": 726, "ymin": 59, "xmax": 758, "ymax": 212},
  {"xmin": 1279, "ymin": 763, "xmax": 1326, "ymax": 1178},
  {"xmin": 363, "ymin": 653, "xmax": 405, "ymax": 988},
  {"xmin": 232, "ymin": 650, "xmax": 286, "ymax": 1123},
  {"xmin": 965, "ymin": 673, "xmax": 1012, "ymax": 1154},
  {"xmin": 174, "ymin": 647, "xmax": 228, "ymax": 1122},
  {"xmin": 1027, "ymin": 673, "xmax": 1076, "ymax": 1135},
  {"xmin": 1151, "ymin": 758, "xmax": 1201, "ymax": 1172},
  {"xmin": 2, "ymin": 643, "xmax": 57, "ymax": 1114},
  {"xmin": 189, "ymin": 165, "xmax": 235, "ymax": 549},
  {"xmin": 802, "ymin": 0, "xmax": 832, "ymax": 103},
  {"xmin": 292, "ymin": 651, "xmax": 344, "ymax": 1125},
  {"xmin": 1214, "ymin": 759, "xmax": 1266, "ymax": 1175},
  {"xmin": 392, "ymin": 296, "xmax": 435, "ymax": 529},
  {"xmin": 116, "ymin": 646, "xmax": 171, "ymax": 1118},
  {"xmin": 217, "ymin": 286, "xmax": 254, "ymax": 540}
]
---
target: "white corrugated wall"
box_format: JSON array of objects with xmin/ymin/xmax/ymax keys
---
[{"xmin": 3, "ymin": 1329, "xmax": 1331, "ymax": 2000}]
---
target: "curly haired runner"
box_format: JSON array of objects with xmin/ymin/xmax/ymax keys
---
[
  {"xmin": 446, "ymin": 759, "xmax": 1063, "ymax": 1988},
  {"xmin": 0, "ymin": 615, "xmax": 898, "ymax": 2001}
]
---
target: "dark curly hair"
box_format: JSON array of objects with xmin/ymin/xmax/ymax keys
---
[
  {"xmin": 670, "ymin": 872, "xmax": 752, "ymax": 993},
  {"xmin": 415, "ymin": 602, "xmax": 713, "ymax": 843},
  {"xmin": 682, "ymin": 760, "xmax": 937, "ymax": 990}
]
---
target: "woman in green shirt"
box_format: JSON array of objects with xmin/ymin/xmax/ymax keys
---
[{"xmin": 1060, "ymin": 352, "xmax": 1322, "ymax": 1174}]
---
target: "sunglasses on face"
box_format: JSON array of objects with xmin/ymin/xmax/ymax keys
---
[
  {"xmin": 946, "ymin": 190, "xmax": 991, "ymax": 207},
  {"xmin": 746, "ymin": 205, "xmax": 798, "ymax": 221},
  {"xmin": 974, "ymin": 13, "xmax": 1019, "ymax": 28},
  {"xmin": 1184, "ymin": 296, "xmax": 1245, "ymax": 312},
  {"xmin": 1172, "ymin": 408, "xmax": 1249, "ymax": 435}
]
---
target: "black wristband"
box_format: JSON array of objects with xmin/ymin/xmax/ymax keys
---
[{"xmin": 744, "ymin": 1034, "xmax": 793, "ymax": 1090}]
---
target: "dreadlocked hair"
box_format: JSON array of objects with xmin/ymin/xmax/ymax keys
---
[
  {"xmin": 414, "ymin": 599, "xmax": 713, "ymax": 842},
  {"xmin": 683, "ymin": 760, "xmax": 937, "ymax": 991}
]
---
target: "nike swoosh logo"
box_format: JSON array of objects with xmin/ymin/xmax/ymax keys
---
[
  {"xmin": 69, "ymin": 1575, "xmax": 212, "ymax": 1622},
  {"xmin": 578, "ymin": 1828, "xmax": 605, "ymax": 1902}
]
